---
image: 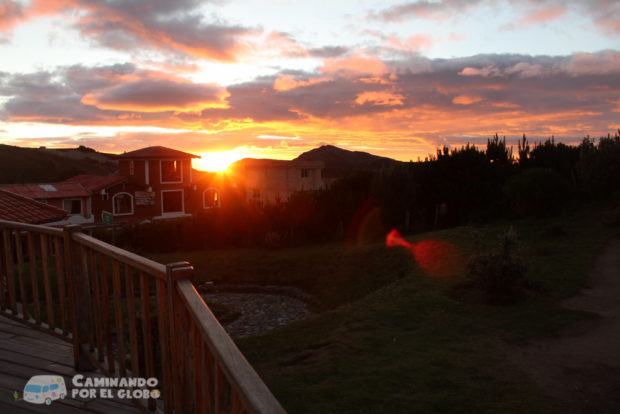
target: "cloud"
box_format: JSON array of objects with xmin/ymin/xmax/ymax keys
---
[
  {"xmin": 273, "ymin": 74, "xmax": 331, "ymax": 92},
  {"xmin": 520, "ymin": 5, "xmax": 566, "ymax": 23},
  {"xmin": 81, "ymin": 78, "xmax": 228, "ymax": 112},
  {"xmin": 321, "ymin": 51, "xmax": 389, "ymax": 77},
  {"xmin": 458, "ymin": 65, "xmax": 502, "ymax": 77},
  {"xmin": 457, "ymin": 51, "xmax": 620, "ymax": 78},
  {"xmin": 0, "ymin": 0, "xmax": 23, "ymax": 31},
  {"xmin": 1, "ymin": 53, "xmax": 618, "ymax": 160},
  {"xmin": 355, "ymin": 91, "xmax": 404, "ymax": 106},
  {"xmin": 452, "ymin": 95, "xmax": 483, "ymax": 105},
  {"xmin": 18, "ymin": 0, "xmax": 257, "ymax": 61},
  {"xmin": 369, "ymin": 0, "xmax": 484, "ymax": 22},
  {"xmin": 307, "ymin": 46, "xmax": 349, "ymax": 58}
]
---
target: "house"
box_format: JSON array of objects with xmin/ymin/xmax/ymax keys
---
[
  {"xmin": 0, "ymin": 182, "xmax": 92, "ymax": 225},
  {"xmin": 115, "ymin": 146, "xmax": 201, "ymax": 221},
  {"xmin": 62, "ymin": 175, "xmax": 129, "ymax": 225},
  {"xmin": 228, "ymin": 159, "xmax": 324, "ymax": 205},
  {"xmin": 1, "ymin": 145, "xmax": 326, "ymax": 227},
  {"xmin": 0, "ymin": 189, "xmax": 67, "ymax": 224}
]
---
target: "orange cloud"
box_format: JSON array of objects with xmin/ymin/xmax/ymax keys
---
[
  {"xmin": 322, "ymin": 51, "xmax": 388, "ymax": 77},
  {"xmin": 520, "ymin": 5, "xmax": 566, "ymax": 23},
  {"xmin": 452, "ymin": 95, "xmax": 483, "ymax": 105},
  {"xmin": 273, "ymin": 74, "xmax": 331, "ymax": 92},
  {"xmin": 0, "ymin": 0, "xmax": 24, "ymax": 32}
]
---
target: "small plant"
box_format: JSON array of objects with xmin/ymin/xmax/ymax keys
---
[{"xmin": 463, "ymin": 227, "xmax": 528, "ymax": 304}]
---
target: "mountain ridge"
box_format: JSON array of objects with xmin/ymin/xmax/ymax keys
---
[{"xmin": 294, "ymin": 144, "xmax": 403, "ymax": 178}]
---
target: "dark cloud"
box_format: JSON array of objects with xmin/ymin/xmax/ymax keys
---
[
  {"xmin": 82, "ymin": 78, "xmax": 225, "ymax": 111},
  {"xmin": 370, "ymin": 0, "xmax": 619, "ymax": 35},
  {"xmin": 28, "ymin": 0, "xmax": 256, "ymax": 61},
  {"xmin": 369, "ymin": 0, "xmax": 483, "ymax": 22},
  {"xmin": 307, "ymin": 46, "xmax": 349, "ymax": 58}
]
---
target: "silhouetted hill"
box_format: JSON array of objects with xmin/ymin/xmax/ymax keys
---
[
  {"xmin": 0, "ymin": 144, "xmax": 118, "ymax": 184},
  {"xmin": 295, "ymin": 145, "xmax": 402, "ymax": 178}
]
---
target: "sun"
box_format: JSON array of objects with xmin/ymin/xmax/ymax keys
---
[{"xmin": 193, "ymin": 151, "xmax": 246, "ymax": 172}]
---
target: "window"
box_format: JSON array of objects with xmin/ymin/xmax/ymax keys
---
[
  {"xmin": 42, "ymin": 386, "xmax": 48, "ymax": 393},
  {"xmin": 113, "ymin": 192, "xmax": 134, "ymax": 215},
  {"xmin": 50, "ymin": 384, "xmax": 58, "ymax": 391},
  {"xmin": 162, "ymin": 190, "xmax": 184, "ymax": 214},
  {"xmin": 62, "ymin": 199, "xmax": 82, "ymax": 215},
  {"xmin": 129, "ymin": 160, "xmax": 134, "ymax": 175},
  {"xmin": 25, "ymin": 385, "xmax": 41, "ymax": 393},
  {"xmin": 161, "ymin": 160, "xmax": 182, "ymax": 183},
  {"xmin": 203, "ymin": 188, "xmax": 220, "ymax": 209},
  {"xmin": 301, "ymin": 168, "xmax": 308, "ymax": 178}
]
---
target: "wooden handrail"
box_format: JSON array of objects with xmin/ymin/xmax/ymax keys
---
[
  {"xmin": 72, "ymin": 232, "xmax": 167, "ymax": 279},
  {"xmin": 0, "ymin": 219, "xmax": 287, "ymax": 413},
  {"xmin": 176, "ymin": 279, "xmax": 287, "ymax": 414},
  {"xmin": 0, "ymin": 219, "xmax": 63, "ymax": 236}
]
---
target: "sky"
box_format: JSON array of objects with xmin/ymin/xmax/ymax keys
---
[{"xmin": 0, "ymin": 0, "xmax": 618, "ymax": 171}]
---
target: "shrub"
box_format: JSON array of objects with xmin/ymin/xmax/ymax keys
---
[{"xmin": 463, "ymin": 228, "xmax": 528, "ymax": 304}]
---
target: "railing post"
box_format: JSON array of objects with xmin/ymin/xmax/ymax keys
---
[
  {"xmin": 165, "ymin": 262, "xmax": 194, "ymax": 414},
  {"xmin": 63, "ymin": 225, "xmax": 95, "ymax": 371}
]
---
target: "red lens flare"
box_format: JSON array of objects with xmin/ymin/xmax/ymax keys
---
[{"xmin": 386, "ymin": 229, "xmax": 465, "ymax": 278}]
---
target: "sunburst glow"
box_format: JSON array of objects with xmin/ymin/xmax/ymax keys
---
[{"xmin": 194, "ymin": 150, "xmax": 246, "ymax": 172}]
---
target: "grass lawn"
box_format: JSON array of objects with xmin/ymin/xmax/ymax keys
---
[{"xmin": 152, "ymin": 203, "xmax": 619, "ymax": 413}]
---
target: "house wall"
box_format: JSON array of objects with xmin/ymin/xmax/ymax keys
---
[
  {"xmin": 42, "ymin": 198, "xmax": 90, "ymax": 219},
  {"xmin": 107, "ymin": 159, "xmax": 197, "ymax": 223},
  {"xmin": 119, "ymin": 159, "xmax": 193, "ymax": 187},
  {"xmin": 243, "ymin": 165, "xmax": 323, "ymax": 204}
]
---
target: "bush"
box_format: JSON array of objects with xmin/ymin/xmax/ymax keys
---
[{"xmin": 463, "ymin": 228, "xmax": 528, "ymax": 304}]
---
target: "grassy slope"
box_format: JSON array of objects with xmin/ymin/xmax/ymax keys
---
[
  {"xmin": 0, "ymin": 145, "xmax": 117, "ymax": 183},
  {"xmin": 153, "ymin": 204, "xmax": 618, "ymax": 413}
]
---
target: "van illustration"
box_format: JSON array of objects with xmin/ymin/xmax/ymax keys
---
[{"xmin": 23, "ymin": 375, "xmax": 67, "ymax": 405}]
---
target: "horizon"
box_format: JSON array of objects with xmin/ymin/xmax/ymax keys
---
[{"xmin": 0, "ymin": 1, "xmax": 618, "ymax": 168}]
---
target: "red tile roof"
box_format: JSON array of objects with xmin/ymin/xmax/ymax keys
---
[
  {"xmin": 116, "ymin": 146, "xmax": 200, "ymax": 159},
  {"xmin": 0, "ymin": 189, "xmax": 67, "ymax": 224},
  {"xmin": 0, "ymin": 182, "xmax": 90, "ymax": 199},
  {"xmin": 63, "ymin": 175, "xmax": 127, "ymax": 192}
]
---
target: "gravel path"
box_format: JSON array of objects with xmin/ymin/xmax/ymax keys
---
[
  {"xmin": 507, "ymin": 239, "xmax": 620, "ymax": 413},
  {"xmin": 201, "ymin": 291, "xmax": 313, "ymax": 339}
]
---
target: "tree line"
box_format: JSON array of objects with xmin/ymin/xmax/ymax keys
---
[{"xmin": 106, "ymin": 131, "xmax": 620, "ymax": 252}]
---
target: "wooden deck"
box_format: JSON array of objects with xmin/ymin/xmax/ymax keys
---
[{"xmin": 0, "ymin": 315, "xmax": 142, "ymax": 414}]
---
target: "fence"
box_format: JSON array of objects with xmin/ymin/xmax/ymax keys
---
[{"xmin": 0, "ymin": 219, "xmax": 286, "ymax": 414}]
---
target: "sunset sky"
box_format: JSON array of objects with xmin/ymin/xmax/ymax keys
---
[{"xmin": 0, "ymin": 0, "xmax": 618, "ymax": 170}]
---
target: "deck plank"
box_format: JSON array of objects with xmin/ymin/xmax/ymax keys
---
[{"xmin": 0, "ymin": 315, "xmax": 144, "ymax": 413}]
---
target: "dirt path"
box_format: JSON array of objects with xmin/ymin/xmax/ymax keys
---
[{"xmin": 508, "ymin": 239, "xmax": 620, "ymax": 413}]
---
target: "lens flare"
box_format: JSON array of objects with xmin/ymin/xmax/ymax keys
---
[
  {"xmin": 386, "ymin": 229, "xmax": 465, "ymax": 278},
  {"xmin": 347, "ymin": 198, "xmax": 384, "ymax": 245}
]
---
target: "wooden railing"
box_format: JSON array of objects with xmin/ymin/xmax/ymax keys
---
[{"xmin": 0, "ymin": 220, "xmax": 286, "ymax": 414}]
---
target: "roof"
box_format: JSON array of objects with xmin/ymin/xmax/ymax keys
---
[
  {"xmin": 0, "ymin": 182, "xmax": 90, "ymax": 199},
  {"xmin": 0, "ymin": 189, "xmax": 67, "ymax": 224},
  {"xmin": 116, "ymin": 146, "xmax": 200, "ymax": 159},
  {"xmin": 63, "ymin": 175, "xmax": 127, "ymax": 192},
  {"xmin": 232, "ymin": 158, "xmax": 324, "ymax": 169}
]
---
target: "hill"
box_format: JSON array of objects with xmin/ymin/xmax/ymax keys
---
[
  {"xmin": 0, "ymin": 145, "xmax": 118, "ymax": 184},
  {"xmin": 294, "ymin": 145, "xmax": 403, "ymax": 178}
]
